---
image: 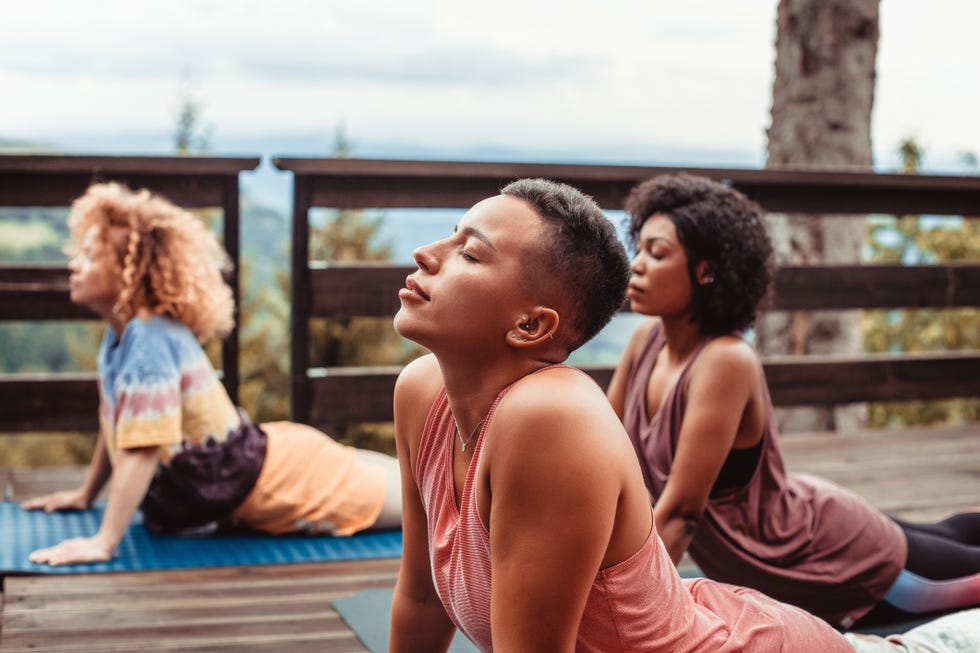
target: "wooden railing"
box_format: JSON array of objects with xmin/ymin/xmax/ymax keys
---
[
  {"xmin": 1, "ymin": 156, "xmax": 977, "ymax": 433},
  {"xmin": 274, "ymin": 158, "xmax": 980, "ymax": 427},
  {"xmin": 0, "ymin": 155, "xmax": 260, "ymax": 432}
]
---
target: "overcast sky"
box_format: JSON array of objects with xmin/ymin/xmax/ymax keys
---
[{"xmin": 2, "ymin": 0, "xmax": 978, "ymax": 170}]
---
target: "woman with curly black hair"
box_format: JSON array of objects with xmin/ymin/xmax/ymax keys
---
[{"xmin": 607, "ymin": 173, "xmax": 980, "ymax": 631}]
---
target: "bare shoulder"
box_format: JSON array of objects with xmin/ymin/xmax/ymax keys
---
[
  {"xmin": 688, "ymin": 336, "xmax": 762, "ymax": 398},
  {"xmin": 494, "ymin": 367, "xmax": 631, "ymax": 461},
  {"xmin": 695, "ymin": 335, "xmax": 761, "ymax": 377},
  {"xmin": 395, "ymin": 354, "xmax": 442, "ymax": 402},
  {"xmin": 394, "ymin": 354, "xmax": 443, "ymax": 448}
]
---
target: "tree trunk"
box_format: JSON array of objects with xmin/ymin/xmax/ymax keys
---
[{"xmin": 762, "ymin": 0, "xmax": 880, "ymax": 432}]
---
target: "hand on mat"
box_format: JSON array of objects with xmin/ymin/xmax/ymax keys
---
[
  {"xmin": 29, "ymin": 536, "xmax": 113, "ymax": 566},
  {"xmin": 22, "ymin": 488, "xmax": 90, "ymax": 513}
]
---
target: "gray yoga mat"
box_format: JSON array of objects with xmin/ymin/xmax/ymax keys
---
[{"xmin": 333, "ymin": 588, "xmax": 479, "ymax": 653}]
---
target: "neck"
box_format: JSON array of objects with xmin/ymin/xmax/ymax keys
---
[
  {"xmin": 658, "ymin": 313, "xmax": 707, "ymax": 364},
  {"xmin": 90, "ymin": 302, "xmax": 127, "ymax": 336},
  {"xmin": 437, "ymin": 349, "xmax": 550, "ymax": 437}
]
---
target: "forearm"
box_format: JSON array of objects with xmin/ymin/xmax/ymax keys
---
[
  {"xmin": 79, "ymin": 432, "xmax": 112, "ymax": 504},
  {"xmin": 389, "ymin": 588, "xmax": 455, "ymax": 653},
  {"xmin": 95, "ymin": 446, "xmax": 158, "ymax": 551},
  {"xmin": 654, "ymin": 507, "xmax": 700, "ymax": 565}
]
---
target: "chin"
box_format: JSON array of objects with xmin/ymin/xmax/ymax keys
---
[{"xmin": 392, "ymin": 311, "xmax": 423, "ymax": 343}]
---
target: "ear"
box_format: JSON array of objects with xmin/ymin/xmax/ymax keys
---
[
  {"xmin": 507, "ymin": 307, "xmax": 560, "ymax": 348},
  {"xmin": 695, "ymin": 260, "xmax": 716, "ymax": 286}
]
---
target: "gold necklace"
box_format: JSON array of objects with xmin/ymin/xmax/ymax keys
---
[{"xmin": 455, "ymin": 416, "xmax": 488, "ymax": 452}]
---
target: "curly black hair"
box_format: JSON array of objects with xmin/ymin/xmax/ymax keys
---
[
  {"xmin": 502, "ymin": 178, "xmax": 630, "ymax": 353},
  {"xmin": 624, "ymin": 174, "xmax": 773, "ymax": 336}
]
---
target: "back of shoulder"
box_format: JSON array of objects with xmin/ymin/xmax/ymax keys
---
[
  {"xmin": 124, "ymin": 315, "xmax": 194, "ymax": 349},
  {"xmin": 394, "ymin": 354, "xmax": 443, "ymax": 413},
  {"xmin": 697, "ymin": 335, "xmax": 761, "ymax": 376},
  {"xmin": 117, "ymin": 316, "xmax": 201, "ymax": 374},
  {"xmin": 506, "ymin": 366, "xmax": 615, "ymax": 429}
]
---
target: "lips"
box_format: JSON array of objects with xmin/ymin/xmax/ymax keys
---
[{"xmin": 403, "ymin": 276, "xmax": 430, "ymax": 301}]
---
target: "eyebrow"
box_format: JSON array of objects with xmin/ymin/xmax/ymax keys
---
[
  {"xmin": 642, "ymin": 235, "xmax": 674, "ymax": 247},
  {"xmin": 456, "ymin": 224, "xmax": 497, "ymax": 251}
]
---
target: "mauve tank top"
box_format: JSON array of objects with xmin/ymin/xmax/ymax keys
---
[
  {"xmin": 621, "ymin": 323, "xmax": 907, "ymax": 628},
  {"xmin": 416, "ymin": 372, "xmax": 854, "ymax": 652}
]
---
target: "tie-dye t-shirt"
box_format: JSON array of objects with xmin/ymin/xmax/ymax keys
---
[{"xmin": 97, "ymin": 315, "xmax": 241, "ymax": 463}]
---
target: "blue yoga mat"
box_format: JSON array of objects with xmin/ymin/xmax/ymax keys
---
[{"xmin": 0, "ymin": 501, "xmax": 402, "ymax": 574}]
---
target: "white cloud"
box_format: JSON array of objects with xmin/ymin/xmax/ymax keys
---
[{"xmin": 1, "ymin": 0, "xmax": 976, "ymax": 168}]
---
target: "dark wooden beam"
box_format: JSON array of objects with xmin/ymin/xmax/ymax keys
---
[
  {"xmin": 771, "ymin": 264, "xmax": 980, "ymax": 310},
  {"xmin": 0, "ymin": 373, "xmax": 99, "ymax": 432},
  {"xmin": 304, "ymin": 263, "xmax": 980, "ymax": 318},
  {"xmin": 306, "ymin": 352, "xmax": 980, "ymax": 426},
  {"xmin": 0, "ymin": 156, "xmax": 259, "ymax": 208},
  {"xmin": 274, "ymin": 158, "xmax": 980, "ymax": 215}
]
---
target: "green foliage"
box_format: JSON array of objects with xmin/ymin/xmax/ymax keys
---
[
  {"xmin": 0, "ymin": 432, "xmax": 97, "ymax": 468},
  {"xmin": 238, "ymin": 264, "xmax": 290, "ymax": 423},
  {"xmin": 862, "ymin": 138, "xmax": 980, "ymax": 428},
  {"xmin": 0, "ymin": 207, "xmax": 70, "ymax": 263}
]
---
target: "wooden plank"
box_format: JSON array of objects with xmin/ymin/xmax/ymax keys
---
[
  {"xmin": 782, "ymin": 424, "xmax": 980, "ymax": 522},
  {"xmin": 306, "ymin": 263, "xmax": 980, "ymax": 318},
  {"xmin": 763, "ymin": 351, "xmax": 980, "ymax": 405},
  {"xmin": 220, "ymin": 176, "xmax": 241, "ymax": 405},
  {"xmin": 0, "ymin": 156, "xmax": 259, "ymax": 209},
  {"xmin": 1, "ymin": 559, "xmax": 399, "ymax": 653},
  {"xmin": 0, "ymin": 373, "xmax": 99, "ymax": 432},
  {"xmin": 0, "ymin": 155, "xmax": 261, "ymax": 175},
  {"xmin": 307, "ymin": 353, "xmax": 980, "ymax": 425},
  {"xmin": 290, "ymin": 176, "xmax": 314, "ymax": 424},
  {"xmin": 0, "ymin": 266, "xmax": 97, "ymax": 321},
  {"xmin": 310, "ymin": 263, "xmax": 408, "ymax": 318},
  {"xmin": 771, "ymin": 264, "xmax": 980, "ymax": 310},
  {"xmin": 0, "ymin": 173, "xmax": 236, "ymax": 209},
  {"xmin": 309, "ymin": 366, "xmax": 401, "ymax": 425},
  {"xmin": 273, "ymin": 158, "xmax": 980, "ymax": 215},
  {"xmin": 7, "ymin": 467, "xmax": 91, "ymax": 501}
]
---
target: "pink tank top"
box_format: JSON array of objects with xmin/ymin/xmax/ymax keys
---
[
  {"xmin": 416, "ymin": 376, "xmax": 853, "ymax": 652},
  {"xmin": 621, "ymin": 323, "xmax": 906, "ymax": 628}
]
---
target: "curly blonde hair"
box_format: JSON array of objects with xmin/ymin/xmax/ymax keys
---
[{"xmin": 67, "ymin": 182, "xmax": 235, "ymax": 342}]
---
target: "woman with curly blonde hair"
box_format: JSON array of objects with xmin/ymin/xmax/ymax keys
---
[
  {"xmin": 24, "ymin": 182, "xmax": 401, "ymax": 566},
  {"xmin": 66, "ymin": 181, "xmax": 236, "ymax": 342}
]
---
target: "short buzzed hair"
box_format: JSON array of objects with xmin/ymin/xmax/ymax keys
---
[{"xmin": 501, "ymin": 178, "xmax": 629, "ymax": 353}]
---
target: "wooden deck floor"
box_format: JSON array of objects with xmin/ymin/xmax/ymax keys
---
[{"xmin": 2, "ymin": 423, "xmax": 979, "ymax": 652}]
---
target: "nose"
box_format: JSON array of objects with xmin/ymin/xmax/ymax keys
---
[
  {"xmin": 412, "ymin": 241, "xmax": 439, "ymax": 274},
  {"xmin": 629, "ymin": 252, "xmax": 645, "ymax": 275}
]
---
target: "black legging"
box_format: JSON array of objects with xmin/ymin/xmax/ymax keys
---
[
  {"xmin": 854, "ymin": 512, "xmax": 980, "ymax": 627},
  {"xmin": 894, "ymin": 513, "xmax": 980, "ymax": 580}
]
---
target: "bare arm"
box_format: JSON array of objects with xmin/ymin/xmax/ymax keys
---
[
  {"xmin": 22, "ymin": 429, "xmax": 112, "ymax": 512},
  {"xmin": 653, "ymin": 339, "xmax": 760, "ymax": 564},
  {"xmin": 607, "ymin": 318, "xmax": 659, "ymax": 419},
  {"xmin": 28, "ymin": 445, "xmax": 158, "ymax": 566},
  {"xmin": 488, "ymin": 370, "xmax": 647, "ymax": 652},
  {"xmin": 389, "ymin": 356, "xmax": 457, "ymax": 653}
]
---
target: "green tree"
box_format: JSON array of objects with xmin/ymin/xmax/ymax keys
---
[
  {"xmin": 862, "ymin": 138, "xmax": 980, "ymax": 427},
  {"xmin": 174, "ymin": 75, "xmax": 212, "ymax": 154}
]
